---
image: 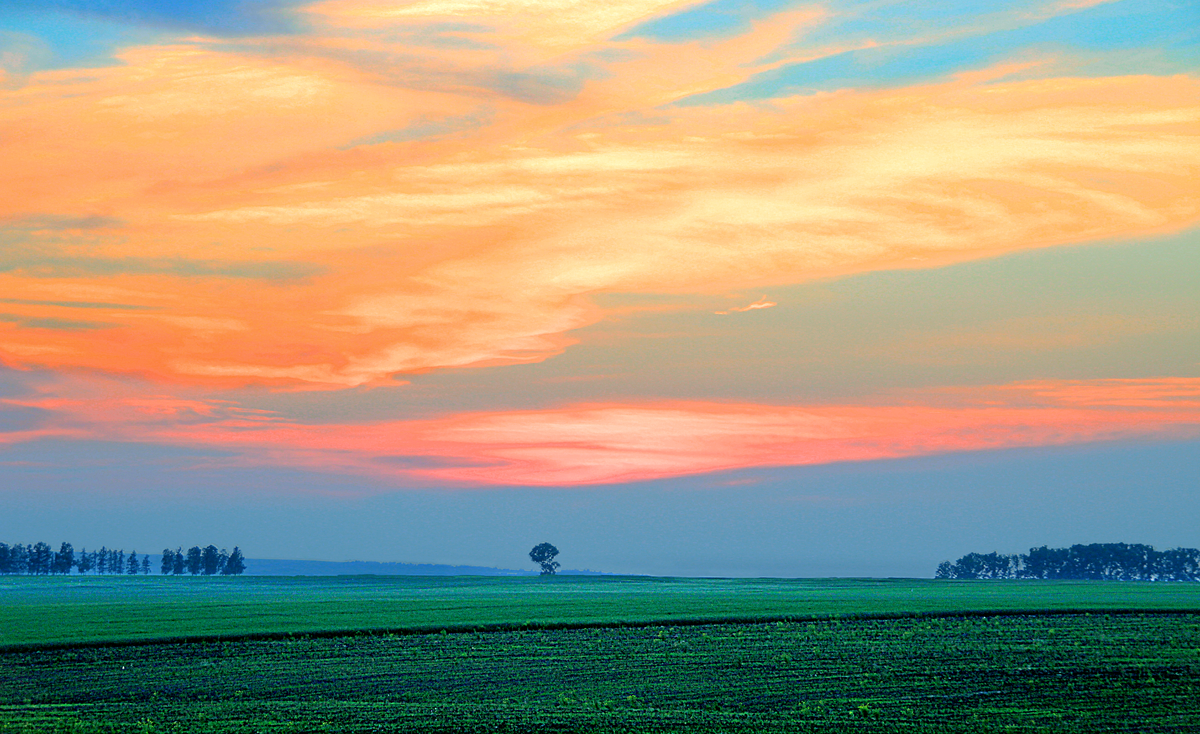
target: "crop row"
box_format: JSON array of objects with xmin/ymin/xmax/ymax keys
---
[
  {"xmin": 0, "ymin": 702, "xmax": 1053, "ymax": 734},
  {"xmin": 2, "ymin": 614, "xmax": 1197, "ymax": 732}
]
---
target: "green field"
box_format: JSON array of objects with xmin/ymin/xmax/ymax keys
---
[
  {"xmin": 4, "ymin": 574, "xmax": 1199, "ymax": 648},
  {"xmin": 1, "ymin": 576, "xmax": 1198, "ymax": 732}
]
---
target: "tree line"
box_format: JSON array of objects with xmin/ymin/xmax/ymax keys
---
[
  {"xmin": 0, "ymin": 541, "xmax": 245, "ymax": 576},
  {"xmin": 159, "ymin": 546, "xmax": 246, "ymax": 576},
  {"xmin": 936, "ymin": 543, "xmax": 1200, "ymax": 581}
]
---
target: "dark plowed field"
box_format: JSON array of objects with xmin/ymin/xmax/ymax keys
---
[{"xmin": 2, "ymin": 613, "xmax": 1196, "ymax": 733}]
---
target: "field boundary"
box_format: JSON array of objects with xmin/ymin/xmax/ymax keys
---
[{"xmin": 3, "ymin": 607, "xmax": 1197, "ymax": 655}]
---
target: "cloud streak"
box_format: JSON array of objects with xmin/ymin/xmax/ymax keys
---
[
  {"xmin": 715, "ymin": 297, "xmax": 775, "ymax": 314},
  {"xmin": 4, "ymin": 378, "xmax": 1198, "ymax": 488}
]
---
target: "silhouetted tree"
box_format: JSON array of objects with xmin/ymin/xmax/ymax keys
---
[
  {"xmin": 1157, "ymin": 548, "xmax": 1200, "ymax": 582},
  {"xmin": 223, "ymin": 547, "xmax": 246, "ymax": 575},
  {"xmin": 202, "ymin": 545, "xmax": 220, "ymax": 575},
  {"xmin": 938, "ymin": 543, "xmax": 1200, "ymax": 581},
  {"xmin": 11, "ymin": 544, "xmax": 29, "ymax": 574},
  {"xmin": 186, "ymin": 546, "xmax": 203, "ymax": 575},
  {"xmin": 76, "ymin": 548, "xmax": 93, "ymax": 575},
  {"xmin": 53, "ymin": 542, "xmax": 75, "ymax": 575},
  {"xmin": 529, "ymin": 542, "xmax": 560, "ymax": 575},
  {"xmin": 1105, "ymin": 543, "xmax": 1155, "ymax": 580},
  {"xmin": 1019, "ymin": 545, "xmax": 1065, "ymax": 579},
  {"xmin": 950, "ymin": 552, "xmax": 984, "ymax": 579},
  {"xmin": 30, "ymin": 542, "xmax": 53, "ymax": 575},
  {"xmin": 0, "ymin": 540, "xmax": 246, "ymax": 575}
]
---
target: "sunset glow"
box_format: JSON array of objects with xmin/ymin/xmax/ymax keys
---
[{"xmin": 1, "ymin": 0, "xmax": 1197, "ymax": 573}]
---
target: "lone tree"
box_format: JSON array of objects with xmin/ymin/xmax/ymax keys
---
[{"xmin": 529, "ymin": 542, "xmax": 560, "ymax": 575}]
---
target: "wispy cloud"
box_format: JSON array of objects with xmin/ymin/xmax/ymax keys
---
[
  {"xmin": 0, "ymin": 0, "xmax": 1195, "ymax": 393},
  {"xmin": 0, "ymin": 298, "xmax": 155, "ymax": 310},
  {"xmin": 4, "ymin": 377, "xmax": 1198, "ymax": 488},
  {"xmin": 0, "ymin": 313, "xmax": 112, "ymax": 330},
  {"xmin": 715, "ymin": 297, "xmax": 775, "ymax": 314}
]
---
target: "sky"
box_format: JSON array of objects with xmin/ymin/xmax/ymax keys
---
[{"xmin": 1, "ymin": 0, "xmax": 1197, "ymax": 577}]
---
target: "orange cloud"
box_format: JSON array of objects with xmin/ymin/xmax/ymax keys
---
[
  {"xmin": 5, "ymin": 378, "xmax": 1198, "ymax": 488},
  {"xmin": 1000, "ymin": 377, "xmax": 1200, "ymax": 409},
  {"xmin": 0, "ymin": 2, "xmax": 1196, "ymax": 389},
  {"xmin": 309, "ymin": 0, "xmax": 704, "ymax": 55}
]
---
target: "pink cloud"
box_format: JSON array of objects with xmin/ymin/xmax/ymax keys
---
[{"xmin": 4, "ymin": 378, "xmax": 1198, "ymax": 489}]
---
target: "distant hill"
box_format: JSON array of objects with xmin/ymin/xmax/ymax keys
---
[{"xmin": 245, "ymin": 559, "xmax": 608, "ymax": 576}]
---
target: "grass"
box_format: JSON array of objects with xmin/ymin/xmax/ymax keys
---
[
  {"xmin": 3, "ymin": 574, "xmax": 1199, "ymax": 648},
  {"xmin": 1, "ymin": 576, "xmax": 1198, "ymax": 732}
]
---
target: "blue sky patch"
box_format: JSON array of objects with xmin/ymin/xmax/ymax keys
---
[
  {"xmin": 0, "ymin": 1, "xmax": 309, "ymax": 36},
  {"xmin": 678, "ymin": 0, "xmax": 1198, "ymax": 105},
  {"xmin": 618, "ymin": 0, "xmax": 799, "ymax": 42},
  {"xmin": 0, "ymin": 0, "xmax": 309, "ymax": 72}
]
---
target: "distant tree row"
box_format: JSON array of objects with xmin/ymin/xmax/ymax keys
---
[
  {"xmin": 936, "ymin": 543, "xmax": 1200, "ymax": 581},
  {"xmin": 159, "ymin": 546, "xmax": 246, "ymax": 576},
  {"xmin": 0, "ymin": 542, "xmax": 244, "ymax": 576}
]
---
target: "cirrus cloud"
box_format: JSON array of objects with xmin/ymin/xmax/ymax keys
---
[{"xmin": 0, "ymin": 2, "xmax": 1196, "ymax": 389}]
